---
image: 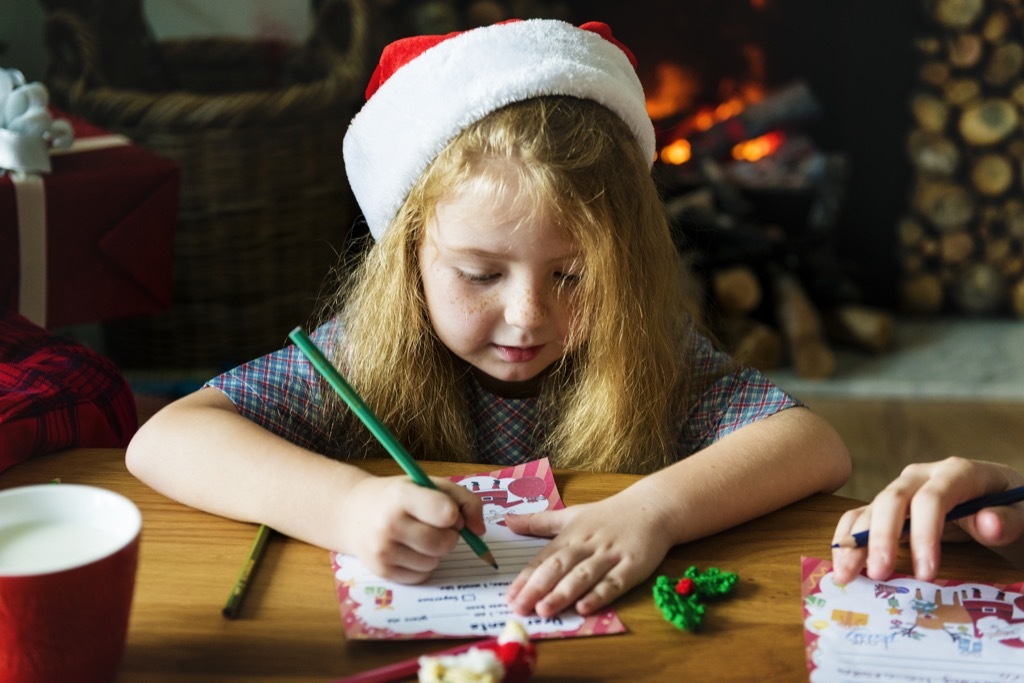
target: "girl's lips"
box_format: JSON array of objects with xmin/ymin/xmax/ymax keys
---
[{"xmin": 494, "ymin": 345, "xmax": 542, "ymax": 363}]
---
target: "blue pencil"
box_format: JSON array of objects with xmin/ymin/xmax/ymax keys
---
[{"xmin": 833, "ymin": 485, "xmax": 1024, "ymax": 549}]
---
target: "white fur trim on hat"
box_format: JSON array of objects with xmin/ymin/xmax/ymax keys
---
[{"xmin": 342, "ymin": 19, "xmax": 655, "ymax": 239}]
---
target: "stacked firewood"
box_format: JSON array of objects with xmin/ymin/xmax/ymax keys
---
[
  {"xmin": 667, "ymin": 186, "xmax": 894, "ymax": 379},
  {"xmin": 899, "ymin": 0, "xmax": 1024, "ymax": 317}
]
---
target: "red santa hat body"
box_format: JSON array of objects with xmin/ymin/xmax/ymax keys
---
[{"xmin": 342, "ymin": 19, "xmax": 655, "ymax": 240}]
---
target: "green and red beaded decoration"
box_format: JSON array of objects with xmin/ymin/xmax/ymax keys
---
[{"xmin": 652, "ymin": 566, "xmax": 738, "ymax": 631}]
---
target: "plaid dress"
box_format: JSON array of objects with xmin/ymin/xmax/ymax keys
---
[{"xmin": 208, "ymin": 321, "xmax": 797, "ymax": 466}]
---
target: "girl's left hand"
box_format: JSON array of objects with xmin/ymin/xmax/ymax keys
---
[{"xmin": 503, "ymin": 490, "xmax": 671, "ymax": 617}]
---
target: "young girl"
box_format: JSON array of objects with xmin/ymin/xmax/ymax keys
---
[
  {"xmin": 832, "ymin": 457, "xmax": 1024, "ymax": 585},
  {"xmin": 127, "ymin": 19, "xmax": 851, "ymax": 619}
]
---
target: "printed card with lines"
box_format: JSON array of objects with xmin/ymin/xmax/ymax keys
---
[
  {"xmin": 802, "ymin": 556, "xmax": 1024, "ymax": 682},
  {"xmin": 331, "ymin": 458, "xmax": 627, "ymax": 640}
]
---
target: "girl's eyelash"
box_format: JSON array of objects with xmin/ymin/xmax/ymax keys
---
[
  {"xmin": 455, "ymin": 269, "xmax": 582, "ymax": 284},
  {"xmin": 457, "ymin": 270, "xmax": 499, "ymax": 283}
]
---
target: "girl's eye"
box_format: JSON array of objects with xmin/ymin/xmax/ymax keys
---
[
  {"xmin": 457, "ymin": 269, "xmax": 499, "ymax": 284},
  {"xmin": 555, "ymin": 271, "xmax": 582, "ymax": 284}
]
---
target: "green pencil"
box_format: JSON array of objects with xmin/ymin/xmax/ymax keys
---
[
  {"xmin": 288, "ymin": 327, "xmax": 498, "ymax": 570},
  {"xmin": 222, "ymin": 523, "xmax": 272, "ymax": 619}
]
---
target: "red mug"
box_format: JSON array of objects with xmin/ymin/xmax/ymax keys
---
[{"xmin": 0, "ymin": 484, "xmax": 141, "ymax": 683}]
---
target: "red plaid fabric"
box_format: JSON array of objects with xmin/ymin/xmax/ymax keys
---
[{"xmin": 0, "ymin": 309, "xmax": 137, "ymax": 472}]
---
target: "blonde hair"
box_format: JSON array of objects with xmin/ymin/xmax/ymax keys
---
[{"xmin": 318, "ymin": 97, "xmax": 697, "ymax": 474}]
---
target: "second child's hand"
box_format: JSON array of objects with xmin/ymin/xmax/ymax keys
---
[{"xmin": 831, "ymin": 457, "xmax": 1024, "ymax": 584}]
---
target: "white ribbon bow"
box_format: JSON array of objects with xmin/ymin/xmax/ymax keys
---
[
  {"xmin": 2, "ymin": 67, "xmax": 76, "ymax": 326},
  {"xmin": 0, "ymin": 68, "xmax": 74, "ymax": 175}
]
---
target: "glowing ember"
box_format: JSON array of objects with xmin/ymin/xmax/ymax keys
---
[
  {"xmin": 732, "ymin": 131, "xmax": 785, "ymax": 162},
  {"xmin": 714, "ymin": 97, "xmax": 746, "ymax": 121},
  {"xmin": 691, "ymin": 109, "xmax": 716, "ymax": 132},
  {"xmin": 659, "ymin": 139, "xmax": 692, "ymax": 165}
]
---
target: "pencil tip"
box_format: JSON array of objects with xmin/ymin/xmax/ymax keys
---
[{"xmin": 478, "ymin": 550, "xmax": 498, "ymax": 569}]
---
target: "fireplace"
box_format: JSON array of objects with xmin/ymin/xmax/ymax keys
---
[
  {"xmin": 384, "ymin": 2, "xmax": 918, "ymax": 315},
  {"xmin": 570, "ymin": 0, "xmax": 1024, "ymax": 323},
  {"xmin": 560, "ymin": 0, "xmax": 920, "ymax": 313},
  {"xmin": 536, "ymin": 1, "xmax": 921, "ymax": 376}
]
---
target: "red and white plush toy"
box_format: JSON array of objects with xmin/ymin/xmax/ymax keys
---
[{"xmin": 417, "ymin": 620, "xmax": 537, "ymax": 683}]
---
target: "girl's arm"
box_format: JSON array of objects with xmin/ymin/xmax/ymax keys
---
[
  {"xmin": 831, "ymin": 456, "xmax": 1024, "ymax": 585},
  {"xmin": 126, "ymin": 387, "xmax": 485, "ymax": 583},
  {"xmin": 624, "ymin": 406, "xmax": 851, "ymax": 544},
  {"xmin": 505, "ymin": 406, "xmax": 850, "ymax": 617}
]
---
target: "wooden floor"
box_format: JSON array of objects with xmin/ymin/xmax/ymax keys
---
[{"xmin": 808, "ymin": 397, "xmax": 1024, "ymax": 501}]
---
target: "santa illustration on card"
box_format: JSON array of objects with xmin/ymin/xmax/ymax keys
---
[{"xmin": 457, "ymin": 476, "xmax": 549, "ymax": 525}]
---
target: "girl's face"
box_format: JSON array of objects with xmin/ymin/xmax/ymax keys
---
[{"xmin": 418, "ymin": 174, "xmax": 581, "ymax": 398}]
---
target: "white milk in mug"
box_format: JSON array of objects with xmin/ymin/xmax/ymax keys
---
[{"xmin": 0, "ymin": 484, "xmax": 142, "ymax": 683}]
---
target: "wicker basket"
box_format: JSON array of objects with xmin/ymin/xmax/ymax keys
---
[{"xmin": 41, "ymin": 0, "xmax": 371, "ymax": 370}]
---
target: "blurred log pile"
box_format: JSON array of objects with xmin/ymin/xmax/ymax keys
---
[
  {"xmin": 899, "ymin": 0, "xmax": 1024, "ymax": 317},
  {"xmin": 668, "ymin": 184, "xmax": 894, "ymax": 379},
  {"xmin": 659, "ymin": 83, "xmax": 894, "ymax": 379}
]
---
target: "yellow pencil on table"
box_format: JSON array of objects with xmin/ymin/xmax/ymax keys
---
[
  {"xmin": 288, "ymin": 326, "xmax": 498, "ymax": 570},
  {"xmin": 223, "ymin": 523, "xmax": 272, "ymax": 619}
]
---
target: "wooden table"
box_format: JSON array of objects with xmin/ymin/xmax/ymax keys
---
[{"xmin": 1, "ymin": 449, "xmax": 1018, "ymax": 682}]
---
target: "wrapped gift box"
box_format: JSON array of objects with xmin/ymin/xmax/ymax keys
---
[{"xmin": 0, "ymin": 110, "xmax": 179, "ymax": 328}]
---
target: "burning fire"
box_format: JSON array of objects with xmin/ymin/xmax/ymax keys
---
[
  {"xmin": 658, "ymin": 131, "xmax": 786, "ymax": 166},
  {"xmin": 645, "ymin": 62, "xmax": 700, "ymax": 122},
  {"xmin": 648, "ymin": 59, "xmax": 784, "ymax": 166}
]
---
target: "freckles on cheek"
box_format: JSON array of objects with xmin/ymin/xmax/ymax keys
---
[
  {"xmin": 458, "ymin": 292, "xmax": 489, "ymax": 321},
  {"xmin": 465, "ymin": 299, "xmax": 495, "ymax": 326},
  {"xmin": 443, "ymin": 281, "xmax": 489, "ymax": 326}
]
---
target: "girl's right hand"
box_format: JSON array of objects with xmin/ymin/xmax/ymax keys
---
[
  {"xmin": 337, "ymin": 475, "xmax": 485, "ymax": 584},
  {"xmin": 831, "ymin": 457, "xmax": 1024, "ymax": 585}
]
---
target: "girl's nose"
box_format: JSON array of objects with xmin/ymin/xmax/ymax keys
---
[{"xmin": 505, "ymin": 281, "xmax": 549, "ymax": 330}]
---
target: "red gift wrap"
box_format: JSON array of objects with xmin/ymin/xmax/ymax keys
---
[{"xmin": 0, "ymin": 110, "xmax": 179, "ymax": 328}]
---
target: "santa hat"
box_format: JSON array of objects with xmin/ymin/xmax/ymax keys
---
[{"xmin": 342, "ymin": 19, "xmax": 655, "ymax": 240}]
